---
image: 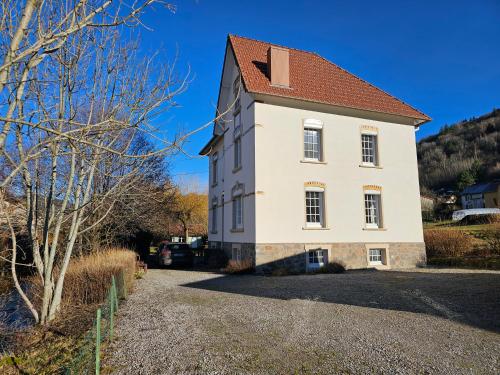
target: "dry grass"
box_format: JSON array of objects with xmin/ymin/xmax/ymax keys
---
[
  {"xmin": 424, "ymin": 229, "xmax": 474, "ymax": 258},
  {"xmin": 222, "ymin": 259, "xmax": 254, "ymax": 274},
  {"xmin": 0, "ymin": 248, "xmax": 137, "ymax": 374},
  {"xmin": 60, "ymin": 248, "xmax": 136, "ymax": 305}
]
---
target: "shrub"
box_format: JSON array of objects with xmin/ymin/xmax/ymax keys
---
[
  {"xmin": 424, "ymin": 229, "xmax": 473, "ymax": 257},
  {"xmin": 458, "ymin": 214, "xmax": 500, "ymax": 226},
  {"xmin": 222, "ymin": 258, "xmax": 254, "ymax": 274},
  {"xmin": 32, "ymin": 248, "xmax": 136, "ymax": 306},
  {"xmin": 485, "ymin": 229, "xmax": 500, "ymax": 255},
  {"xmin": 314, "ymin": 262, "xmax": 346, "ymax": 274},
  {"xmin": 61, "ymin": 248, "xmax": 136, "ymax": 305}
]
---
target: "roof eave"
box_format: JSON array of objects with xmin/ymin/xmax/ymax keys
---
[{"xmin": 250, "ymin": 90, "xmax": 431, "ymax": 125}]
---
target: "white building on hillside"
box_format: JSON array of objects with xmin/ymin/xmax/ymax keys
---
[{"xmin": 200, "ymin": 35, "xmax": 430, "ymax": 272}]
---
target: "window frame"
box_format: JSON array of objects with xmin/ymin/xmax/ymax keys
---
[
  {"xmin": 361, "ymin": 133, "xmax": 378, "ymax": 166},
  {"xmin": 232, "ymin": 194, "xmax": 243, "ymax": 230},
  {"xmin": 368, "ymin": 249, "xmax": 383, "ymax": 264},
  {"xmin": 365, "ymin": 245, "xmax": 390, "ymax": 267},
  {"xmin": 305, "ymin": 186, "xmax": 325, "ymax": 228},
  {"xmin": 302, "ymin": 119, "xmax": 324, "ymax": 162},
  {"xmin": 211, "ymin": 152, "xmax": 218, "ymax": 186},
  {"xmin": 307, "ymin": 249, "xmax": 328, "ymax": 271},
  {"xmin": 364, "ymin": 192, "xmax": 382, "ymax": 229},
  {"xmin": 233, "ymin": 112, "xmax": 242, "ymax": 171},
  {"xmin": 210, "ymin": 198, "xmax": 218, "ymax": 234}
]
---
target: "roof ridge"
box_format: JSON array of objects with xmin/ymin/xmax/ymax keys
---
[{"xmin": 228, "ymin": 34, "xmax": 321, "ymax": 57}]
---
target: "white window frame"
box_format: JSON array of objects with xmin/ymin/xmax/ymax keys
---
[
  {"xmin": 303, "ymin": 119, "xmax": 323, "ymax": 162},
  {"xmin": 305, "ymin": 186, "xmax": 325, "ymax": 228},
  {"xmin": 233, "ymin": 112, "xmax": 242, "ymax": 170},
  {"xmin": 232, "ymin": 245, "xmax": 242, "ymax": 262},
  {"xmin": 361, "ymin": 133, "xmax": 378, "ymax": 166},
  {"xmin": 364, "ymin": 190, "xmax": 382, "ymax": 229},
  {"xmin": 232, "ymin": 194, "xmax": 243, "ymax": 230},
  {"xmin": 368, "ymin": 249, "xmax": 383, "ymax": 264},
  {"xmin": 307, "ymin": 249, "xmax": 328, "ymax": 270},
  {"xmin": 211, "ymin": 152, "xmax": 218, "ymax": 186}
]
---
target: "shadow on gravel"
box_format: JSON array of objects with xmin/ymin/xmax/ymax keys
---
[{"xmin": 181, "ymin": 269, "xmax": 500, "ymax": 333}]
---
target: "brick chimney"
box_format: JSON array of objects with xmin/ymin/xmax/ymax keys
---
[{"xmin": 267, "ymin": 46, "xmax": 289, "ymax": 87}]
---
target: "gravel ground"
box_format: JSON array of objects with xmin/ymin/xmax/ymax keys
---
[{"xmin": 105, "ymin": 268, "xmax": 500, "ymax": 374}]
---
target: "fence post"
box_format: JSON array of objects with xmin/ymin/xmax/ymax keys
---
[
  {"xmin": 95, "ymin": 308, "xmax": 101, "ymax": 375},
  {"xmin": 112, "ymin": 275, "xmax": 119, "ymax": 311},
  {"xmin": 109, "ymin": 286, "xmax": 114, "ymax": 341}
]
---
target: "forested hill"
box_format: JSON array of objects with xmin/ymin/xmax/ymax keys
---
[{"xmin": 417, "ymin": 109, "xmax": 500, "ymax": 193}]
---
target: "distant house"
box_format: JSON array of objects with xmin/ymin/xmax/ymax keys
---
[
  {"xmin": 200, "ymin": 35, "xmax": 430, "ymax": 272},
  {"xmin": 461, "ymin": 182, "xmax": 500, "ymax": 209}
]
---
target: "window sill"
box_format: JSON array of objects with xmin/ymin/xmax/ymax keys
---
[
  {"xmin": 359, "ymin": 164, "xmax": 383, "ymax": 169},
  {"xmin": 363, "ymin": 227, "xmax": 387, "ymax": 231},
  {"xmin": 230, "ymin": 228, "xmax": 244, "ymax": 233},
  {"xmin": 302, "ymin": 226, "xmax": 330, "ymax": 230},
  {"xmin": 300, "ymin": 159, "xmax": 327, "ymax": 165},
  {"xmin": 232, "ymin": 166, "xmax": 242, "ymax": 174}
]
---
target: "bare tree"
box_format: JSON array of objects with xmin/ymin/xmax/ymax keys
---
[
  {"xmin": 0, "ymin": 1, "xmax": 185, "ymax": 324},
  {"xmin": 0, "ymin": 1, "xmax": 239, "ymax": 325}
]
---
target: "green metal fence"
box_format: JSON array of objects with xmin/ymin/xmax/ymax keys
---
[{"xmin": 65, "ymin": 271, "xmax": 128, "ymax": 374}]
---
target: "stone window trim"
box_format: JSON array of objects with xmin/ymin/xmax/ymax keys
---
[
  {"xmin": 365, "ymin": 243, "xmax": 390, "ymax": 268},
  {"xmin": 301, "ymin": 118, "xmax": 325, "ymax": 163},
  {"xmin": 304, "ymin": 244, "xmax": 332, "ymax": 272},
  {"xmin": 359, "ymin": 125, "xmax": 382, "ymax": 168},
  {"xmin": 304, "ymin": 182, "xmax": 328, "ymax": 229},
  {"xmin": 362, "ymin": 185, "xmax": 385, "ymax": 230}
]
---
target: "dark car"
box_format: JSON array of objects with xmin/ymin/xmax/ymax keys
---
[{"xmin": 157, "ymin": 242, "xmax": 193, "ymax": 267}]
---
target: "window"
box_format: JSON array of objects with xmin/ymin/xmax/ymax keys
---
[
  {"xmin": 234, "ymin": 138, "xmax": 241, "ymax": 169},
  {"xmin": 369, "ymin": 249, "xmax": 383, "ymax": 264},
  {"xmin": 361, "ymin": 134, "xmax": 378, "ymax": 165},
  {"xmin": 364, "ymin": 193, "xmax": 382, "ymax": 228},
  {"xmin": 232, "ymin": 246, "xmax": 242, "ymax": 262},
  {"xmin": 233, "ymin": 74, "xmax": 241, "ymax": 111},
  {"xmin": 307, "ymin": 249, "xmax": 328, "ymax": 270},
  {"xmin": 305, "ymin": 189, "xmax": 325, "ymax": 228},
  {"xmin": 232, "ymin": 195, "xmax": 243, "ymax": 230},
  {"xmin": 304, "ymin": 128, "xmax": 321, "ymax": 160},
  {"xmin": 234, "ymin": 113, "xmax": 242, "ymax": 169},
  {"xmin": 211, "ymin": 199, "xmax": 217, "ymax": 233},
  {"xmin": 211, "ymin": 153, "xmax": 218, "ymax": 186}
]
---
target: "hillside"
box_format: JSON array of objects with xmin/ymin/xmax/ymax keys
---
[{"xmin": 417, "ymin": 109, "xmax": 500, "ymax": 193}]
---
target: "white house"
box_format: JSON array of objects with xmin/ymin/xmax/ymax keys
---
[{"xmin": 200, "ymin": 35, "xmax": 431, "ymax": 272}]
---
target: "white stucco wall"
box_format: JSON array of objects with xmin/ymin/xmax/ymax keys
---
[
  {"xmin": 253, "ymin": 101, "xmax": 424, "ymax": 244},
  {"xmin": 207, "ymin": 47, "xmax": 256, "ymax": 244}
]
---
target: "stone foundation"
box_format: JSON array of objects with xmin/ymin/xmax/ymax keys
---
[{"xmin": 208, "ymin": 241, "xmax": 426, "ymax": 273}]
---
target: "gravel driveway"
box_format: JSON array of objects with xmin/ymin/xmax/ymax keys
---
[{"xmin": 105, "ymin": 268, "xmax": 500, "ymax": 374}]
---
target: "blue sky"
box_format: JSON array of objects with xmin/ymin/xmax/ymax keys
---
[{"xmin": 139, "ymin": 0, "xmax": 500, "ymax": 189}]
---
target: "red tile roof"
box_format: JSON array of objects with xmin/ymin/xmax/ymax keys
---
[{"xmin": 228, "ymin": 35, "xmax": 430, "ymax": 122}]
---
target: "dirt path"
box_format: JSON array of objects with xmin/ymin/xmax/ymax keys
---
[{"xmin": 105, "ymin": 268, "xmax": 500, "ymax": 374}]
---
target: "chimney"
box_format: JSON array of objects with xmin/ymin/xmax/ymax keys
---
[{"xmin": 267, "ymin": 46, "xmax": 289, "ymax": 87}]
